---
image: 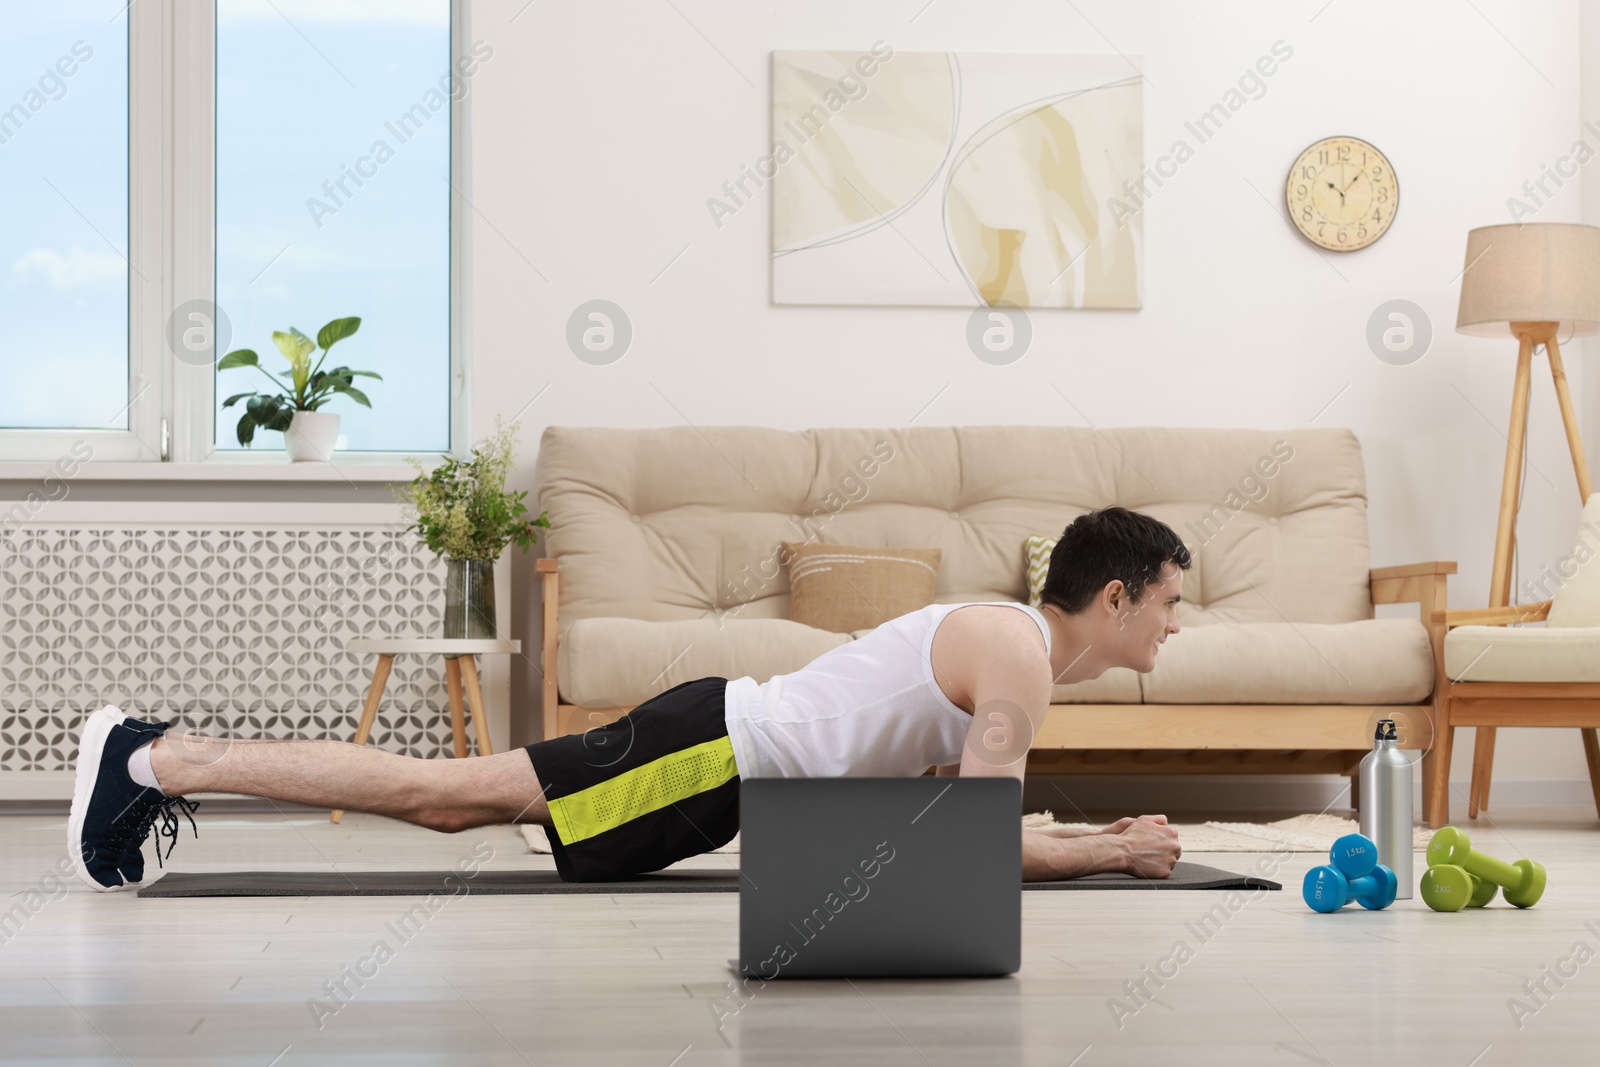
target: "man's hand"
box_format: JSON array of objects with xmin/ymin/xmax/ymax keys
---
[{"xmin": 1110, "ymin": 815, "xmax": 1182, "ymax": 878}]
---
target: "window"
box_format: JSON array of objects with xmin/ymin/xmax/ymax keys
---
[
  {"xmin": 0, "ymin": 6, "xmax": 129, "ymax": 434},
  {"xmin": 0, "ymin": 1, "xmax": 465, "ymax": 465},
  {"xmin": 214, "ymin": 0, "xmax": 453, "ymax": 453}
]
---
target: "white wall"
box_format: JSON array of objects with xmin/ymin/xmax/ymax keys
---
[{"xmin": 469, "ymin": 0, "xmax": 1597, "ymax": 798}]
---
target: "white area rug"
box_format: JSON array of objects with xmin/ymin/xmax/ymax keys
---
[{"xmin": 520, "ymin": 812, "xmax": 1432, "ymax": 856}]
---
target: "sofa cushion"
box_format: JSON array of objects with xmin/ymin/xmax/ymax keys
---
[
  {"xmin": 783, "ymin": 541, "xmax": 941, "ymax": 633},
  {"xmin": 1138, "ymin": 619, "xmax": 1433, "ymax": 704},
  {"xmin": 534, "ymin": 425, "xmax": 1375, "ymax": 632},
  {"xmin": 1546, "ymin": 492, "xmax": 1600, "ymax": 627},
  {"xmin": 1443, "ymin": 624, "xmax": 1600, "ymax": 683},
  {"xmin": 559, "ymin": 614, "xmax": 1429, "ymax": 708},
  {"xmin": 558, "ymin": 617, "xmax": 852, "ymax": 708}
]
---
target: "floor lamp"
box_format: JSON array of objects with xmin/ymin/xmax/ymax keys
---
[{"xmin": 1454, "ymin": 222, "xmax": 1600, "ymax": 807}]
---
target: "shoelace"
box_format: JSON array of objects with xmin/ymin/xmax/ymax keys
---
[{"xmin": 108, "ymin": 793, "xmax": 202, "ymax": 869}]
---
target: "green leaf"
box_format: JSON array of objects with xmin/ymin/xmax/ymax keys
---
[
  {"xmin": 273, "ymin": 331, "xmax": 314, "ymax": 400},
  {"xmin": 335, "ymin": 385, "xmax": 372, "ymax": 408},
  {"xmin": 221, "ymin": 391, "xmax": 256, "ymax": 409},
  {"xmin": 272, "ymin": 331, "xmax": 314, "ymax": 364},
  {"xmin": 348, "ymin": 370, "xmax": 382, "ymax": 380},
  {"xmin": 236, "ymin": 410, "xmax": 256, "ymax": 447},
  {"xmin": 217, "ymin": 349, "xmax": 259, "ymax": 371},
  {"xmin": 317, "ymin": 316, "xmax": 361, "ymax": 351}
]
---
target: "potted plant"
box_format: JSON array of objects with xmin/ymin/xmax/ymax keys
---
[
  {"xmin": 218, "ymin": 316, "xmax": 380, "ymax": 462},
  {"xmin": 395, "ymin": 417, "xmax": 551, "ymax": 638}
]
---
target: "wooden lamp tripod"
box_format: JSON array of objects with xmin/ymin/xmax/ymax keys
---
[{"xmin": 1454, "ymin": 222, "xmax": 1600, "ymax": 815}]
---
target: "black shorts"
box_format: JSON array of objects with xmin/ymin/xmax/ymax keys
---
[{"xmin": 523, "ymin": 676, "xmax": 739, "ymax": 882}]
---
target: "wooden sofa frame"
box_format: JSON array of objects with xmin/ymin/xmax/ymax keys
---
[{"xmin": 537, "ymin": 557, "xmax": 1457, "ymax": 825}]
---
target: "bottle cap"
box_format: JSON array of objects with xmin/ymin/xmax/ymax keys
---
[{"xmin": 1374, "ymin": 719, "xmax": 1397, "ymax": 741}]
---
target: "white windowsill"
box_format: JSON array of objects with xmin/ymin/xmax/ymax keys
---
[{"xmin": 0, "ymin": 457, "xmax": 435, "ymax": 483}]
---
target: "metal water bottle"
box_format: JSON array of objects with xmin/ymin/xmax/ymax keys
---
[{"xmin": 1359, "ymin": 719, "xmax": 1413, "ymax": 898}]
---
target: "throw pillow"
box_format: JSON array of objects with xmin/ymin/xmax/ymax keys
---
[
  {"xmin": 783, "ymin": 542, "xmax": 941, "ymax": 633},
  {"xmin": 1024, "ymin": 534, "xmax": 1058, "ymax": 609},
  {"xmin": 1546, "ymin": 492, "xmax": 1600, "ymax": 627}
]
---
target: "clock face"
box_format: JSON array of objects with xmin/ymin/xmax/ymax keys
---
[{"xmin": 1285, "ymin": 136, "xmax": 1398, "ymax": 251}]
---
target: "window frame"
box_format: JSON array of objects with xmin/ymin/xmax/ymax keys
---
[{"xmin": 0, "ymin": 0, "xmax": 469, "ymax": 469}]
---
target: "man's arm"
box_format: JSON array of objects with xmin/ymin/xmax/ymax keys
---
[
  {"xmin": 950, "ymin": 611, "xmax": 1094, "ymax": 880},
  {"xmin": 1022, "ymin": 816, "xmax": 1181, "ymax": 881},
  {"xmin": 1028, "ymin": 817, "xmax": 1132, "ymax": 840},
  {"xmin": 1023, "ymin": 828, "xmax": 1127, "ymax": 879},
  {"xmin": 949, "ymin": 609, "xmax": 1180, "ymax": 880}
]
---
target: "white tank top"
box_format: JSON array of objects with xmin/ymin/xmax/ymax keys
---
[{"xmin": 723, "ymin": 600, "xmax": 1052, "ymax": 778}]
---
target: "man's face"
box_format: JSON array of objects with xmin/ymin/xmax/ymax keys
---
[{"xmin": 1105, "ymin": 561, "xmax": 1184, "ymax": 672}]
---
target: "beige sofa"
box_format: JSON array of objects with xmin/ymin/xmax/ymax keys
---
[{"xmin": 533, "ymin": 425, "xmax": 1456, "ymax": 823}]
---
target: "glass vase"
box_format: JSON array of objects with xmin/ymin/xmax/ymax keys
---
[{"xmin": 442, "ymin": 558, "xmax": 497, "ymax": 639}]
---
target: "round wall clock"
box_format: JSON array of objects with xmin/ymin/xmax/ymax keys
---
[{"xmin": 1285, "ymin": 136, "xmax": 1398, "ymax": 252}]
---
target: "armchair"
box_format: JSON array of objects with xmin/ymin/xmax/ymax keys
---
[{"xmin": 1431, "ymin": 595, "xmax": 1600, "ymax": 828}]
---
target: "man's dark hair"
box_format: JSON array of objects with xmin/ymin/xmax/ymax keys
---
[{"xmin": 1039, "ymin": 506, "xmax": 1193, "ymax": 615}]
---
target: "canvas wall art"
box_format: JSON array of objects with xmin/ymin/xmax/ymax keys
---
[{"xmin": 769, "ymin": 48, "xmax": 1143, "ymax": 309}]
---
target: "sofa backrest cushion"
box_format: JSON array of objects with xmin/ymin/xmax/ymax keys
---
[{"xmin": 533, "ymin": 425, "xmax": 1374, "ymax": 632}]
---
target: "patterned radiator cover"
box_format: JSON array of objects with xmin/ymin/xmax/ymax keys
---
[{"xmin": 1, "ymin": 526, "xmax": 455, "ymax": 772}]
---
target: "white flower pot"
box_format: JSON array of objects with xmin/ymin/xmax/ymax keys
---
[{"xmin": 284, "ymin": 410, "xmax": 341, "ymax": 463}]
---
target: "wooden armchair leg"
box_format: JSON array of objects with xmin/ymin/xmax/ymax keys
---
[
  {"xmin": 1583, "ymin": 728, "xmax": 1600, "ymax": 820},
  {"xmin": 1425, "ymin": 715, "xmax": 1453, "ymax": 829},
  {"xmin": 1468, "ymin": 727, "xmax": 1497, "ymax": 818}
]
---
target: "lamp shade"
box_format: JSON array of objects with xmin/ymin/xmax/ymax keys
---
[{"xmin": 1455, "ymin": 222, "xmax": 1600, "ymax": 337}]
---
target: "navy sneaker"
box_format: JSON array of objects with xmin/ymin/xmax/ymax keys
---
[{"xmin": 68, "ymin": 705, "xmax": 201, "ymax": 892}]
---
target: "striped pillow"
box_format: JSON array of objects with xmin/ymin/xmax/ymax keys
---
[
  {"xmin": 783, "ymin": 542, "xmax": 942, "ymax": 634},
  {"xmin": 1024, "ymin": 535, "xmax": 1057, "ymax": 609}
]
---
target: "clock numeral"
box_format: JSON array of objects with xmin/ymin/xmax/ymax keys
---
[
  {"xmin": 1358, "ymin": 224, "xmax": 1368, "ymax": 239},
  {"xmin": 1318, "ymin": 222, "xmax": 1326, "ymax": 237},
  {"xmin": 1337, "ymin": 144, "xmax": 1350, "ymax": 159},
  {"xmin": 1303, "ymin": 166, "xmax": 1316, "ymax": 179},
  {"xmin": 1302, "ymin": 205, "xmax": 1312, "ymax": 222},
  {"xmin": 1296, "ymin": 184, "xmax": 1308, "ymax": 198},
  {"xmin": 1376, "ymin": 188, "xmax": 1388, "ymax": 204},
  {"xmin": 1373, "ymin": 209, "xmax": 1382, "ymax": 222},
  {"xmin": 1372, "ymin": 166, "xmax": 1383, "ymax": 179},
  {"xmin": 1337, "ymin": 228, "xmax": 1348, "ymax": 243}
]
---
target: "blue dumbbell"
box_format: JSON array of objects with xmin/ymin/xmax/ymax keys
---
[{"xmin": 1302, "ymin": 832, "xmax": 1398, "ymax": 913}]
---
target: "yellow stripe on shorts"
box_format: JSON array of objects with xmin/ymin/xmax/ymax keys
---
[{"xmin": 547, "ymin": 735, "xmax": 738, "ymax": 846}]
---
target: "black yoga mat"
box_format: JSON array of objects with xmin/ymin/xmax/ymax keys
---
[{"xmin": 136, "ymin": 861, "xmax": 1278, "ymax": 898}]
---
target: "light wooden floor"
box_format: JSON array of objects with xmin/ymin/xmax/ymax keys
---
[{"xmin": 2, "ymin": 802, "xmax": 1598, "ymax": 1066}]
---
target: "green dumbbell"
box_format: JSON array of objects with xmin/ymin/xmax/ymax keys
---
[
  {"xmin": 1426, "ymin": 827, "xmax": 1546, "ymax": 908},
  {"xmin": 1419, "ymin": 864, "xmax": 1499, "ymax": 911}
]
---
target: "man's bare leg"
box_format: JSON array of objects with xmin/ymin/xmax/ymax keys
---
[{"xmin": 147, "ymin": 733, "xmax": 551, "ymax": 833}]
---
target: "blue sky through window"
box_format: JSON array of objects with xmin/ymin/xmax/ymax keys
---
[
  {"xmin": 215, "ymin": 0, "xmax": 452, "ymax": 453},
  {"xmin": 0, "ymin": 2, "xmax": 128, "ymax": 430}
]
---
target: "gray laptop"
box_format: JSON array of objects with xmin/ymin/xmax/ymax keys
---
[{"xmin": 738, "ymin": 777, "xmax": 1021, "ymax": 978}]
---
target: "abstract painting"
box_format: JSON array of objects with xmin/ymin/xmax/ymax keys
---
[{"xmin": 769, "ymin": 49, "xmax": 1143, "ymax": 309}]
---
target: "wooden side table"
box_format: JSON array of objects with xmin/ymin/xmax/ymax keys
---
[{"xmin": 331, "ymin": 638, "xmax": 522, "ymax": 823}]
